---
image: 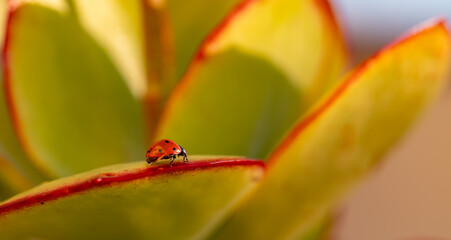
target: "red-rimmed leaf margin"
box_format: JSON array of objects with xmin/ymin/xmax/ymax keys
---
[
  {"xmin": 1, "ymin": 3, "xmax": 52, "ymax": 182},
  {"xmin": 3, "ymin": 5, "xmax": 20, "ymax": 150},
  {"xmin": 211, "ymin": 18, "xmax": 450, "ymax": 240},
  {"xmin": 268, "ymin": 18, "xmax": 450, "ymax": 164},
  {"xmin": 2, "ymin": 2, "xmax": 146, "ymax": 177},
  {"xmin": 2, "ymin": 6, "xmax": 21, "ymax": 159},
  {"xmin": 315, "ymin": 0, "xmax": 347, "ymax": 49},
  {"xmin": 156, "ymin": 0, "xmax": 256, "ymax": 124},
  {"xmin": 154, "ymin": 0, "xmax": 348, "ymax": 160},
  {"xmin": 0, "ymin": 158, "xmax": 264, "ymax": 215}
]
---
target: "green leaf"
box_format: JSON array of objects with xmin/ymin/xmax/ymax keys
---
[
  {"xmin": 139, "ymin": 0, "xmax": 242, "ymax": 109},
  {"xmin": 0, "ymin": 157, "xmax": 264, "ymax": 240},
  {"xmin": 0, "ymin": 75, "xmax": 42, "ymax": 194},
  {"xmin": 4, "ymin": 1, "xmax": 145, "ymax": 177},
  {"xmin": 166, "ymin": 0, "xmax": 243, "ymax": 80},
  {"xmin": 139, "ymin": 0, "xmax": 244, "ymax": 138},
  {"xmin": 156, "ymin": 0, "xmax": 347, "ymax": 159},
  {"xmin": 72, "ymin": 0, "xmax": 147, "ymax": 100},
  {"xmin": 0, "ymin": 2, "xmax": 49, "ymax": 193},
  {"xmin": 212, "ymin": 19, "xmax": 450, "ymax": 239},
  {"xmin": 0, "ymin": 153, "xmax": 36, "ymax": 199}
]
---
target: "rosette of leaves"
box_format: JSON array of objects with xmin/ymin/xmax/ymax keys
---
[{"xmin": 0, "ymin": 0, "xmax": 449, "ymax": 239}]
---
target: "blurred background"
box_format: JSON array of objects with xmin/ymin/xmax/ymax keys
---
[
  {"xmin": 330, "ymin": 0, "xmax": 451, "ymax": 239},
  {"xmin": 0, "ymin": 1, "xmax": 450, "ymax": 239}
]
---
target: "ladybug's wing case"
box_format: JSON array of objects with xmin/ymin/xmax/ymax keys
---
[{"xmin": 148, "ymin": 146, "xmax": 166, "ymax": 158}]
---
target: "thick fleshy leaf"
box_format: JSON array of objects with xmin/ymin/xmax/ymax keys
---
[
  {"xmin": 0, "ymin": 80, "xmax": 44, "ymax": 195},
  {"xmin": 0, "ymin": 154, "xmax": 33, "ymax": 199},
  {"xmin": 73, "ymin": 0, "xmax": 147, "ymax": 99},
  {"xmin": 0, "ymin": 2, "xmax": 48, "ymax": 194},
  {"xmin": 3, "ymin": 1, "xmax": 145, "ymax": 177},
  {"xmin": 156, "ymin": 0, "xmax": 347, "ymax": 159},
  {"xmin": 138, "ymin": 0, "xmax": 245, "ymax": 140},
  {"xmin": 212, "ymin": 19, "xmax": 450, "ymax": 239},
  {"xmin": 166, "ymin": 0, "xmax": 243, "ymax": 80},
  {"xmin": 0, "ymin": 1, "xmax": 24, "ymax": 196},
  {"xmin": 0, "ymin": 157, "xmax": 264, "ymax": 239}
]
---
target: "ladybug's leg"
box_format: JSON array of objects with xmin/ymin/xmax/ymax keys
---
[
  {"xmin": 146, "ymin": 157, "xmax": 157, "ymax": 165},
  {"xmin": 183, "ymin": 154, "xmax": 189, "ymax": 162},
  {"xmin": 169, "ymin": 155, "xmax": 176, "ymax": 167}
]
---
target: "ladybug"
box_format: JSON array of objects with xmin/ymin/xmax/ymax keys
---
[{"xmin": 145, "ymin": 139, "xmax": 188, "ymax": 166}]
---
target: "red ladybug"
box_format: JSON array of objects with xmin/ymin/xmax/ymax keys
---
[{"xmin": 146, "ymin": 139, "xmax": 188, "ymax": 166}]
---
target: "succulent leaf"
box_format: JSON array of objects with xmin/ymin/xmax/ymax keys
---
[
  {"xmin": 166, "ymin": 0, "xmax": 243, "ymax": 80},
  {"xmin": 0, "ymin": 0, "xmax": 447, "ymax": 238},
  {"xmin": 72, "ymin": 0, "xmax": 147, "ymax": 100},
  {"xmin": 0, "ymin": 76, "xmax": 43, "ymax": 194},
  {"xmin": 139, "ymin": 0, "xmax": 247, "ymax": 140},
  {"xmin": 0, "ymin": 157, "xmax": 264, "ymax": 240},
  {"xmin": 212, "ymin": 19, "xmax": 451, "ymax": 240},
  {"xmin": 0, "ymin": 1, "xmax": 49, "ymax": 195},
  {"xmin": 3, "ymin": 1, "xmax": 146, "ymax": 177},
  {"xmin": 156, "ymin": 0, "xmax": 347, "ymax": 159}
]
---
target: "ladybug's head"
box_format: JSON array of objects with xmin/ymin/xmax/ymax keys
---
[{"xmin": 178, "ymin": 146, "xmax": 188, "ymax": 162}]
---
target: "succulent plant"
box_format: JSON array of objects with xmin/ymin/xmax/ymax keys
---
[{"xmin": 0, "ymin": 0, "xmax": 449, "ymax": 239}]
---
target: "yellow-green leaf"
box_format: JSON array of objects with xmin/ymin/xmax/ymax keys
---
[
  {"xmin": 0, "ymin": 84, "xmax": 42, "ymax": 195},
  {"xmin": 139, "ymin": 0, "xmax": 245, "ymax": 136},
  {"xmin": 166, "ymin": 0, "xmax": 243, "ymax": 80},
  {"xmin": 73, "ymin": 0, "xmax": 147, "ymax": 99},
  {"xmin": 140, "ymin": 0, "xmax": 243, "ymax": 107},
  {"xmin": 0, "ymin": 157, "xmax": 264, "ymax": 239},
  {"xmin": 156, "ymin": 0, "xmax": 347, "ymax": 159},
  {"xmin": 212, "ymin": 19, "xmax": 450, "ymax": 240},
  {"xmin": 0, "ymin": 2, "xmax": 48, "ymax": 193},
  {"xmin": 4, "ymin": 0, "xmax": 145, "ymax": 177}
]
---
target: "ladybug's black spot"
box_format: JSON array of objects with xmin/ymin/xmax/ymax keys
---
[
  {"xmin": 172, "ymin": 148, "xmax": 176, "ymax": 150},
  {"xmin": 158, "ymin": 149, "xmax": 163, "ymax": 153},
  {"xmin": 165, "ymin": 140, "xmax": 169, "ymax": 143}
]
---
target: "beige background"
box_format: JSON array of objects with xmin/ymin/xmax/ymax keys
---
[
  {"xmin": 331, "ymin": 0, "xmax": 451, "ymax": 239},
  {"xmin": 334, "ymin": 90, "xmax": 451, "ymax": 240}
]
